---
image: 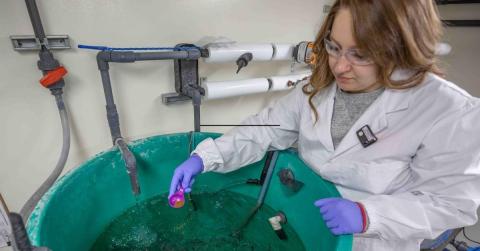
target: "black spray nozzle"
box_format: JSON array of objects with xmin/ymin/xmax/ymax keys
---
[
  {"xmin": 235, "ymin": 52, "xmax": 253, "ymax": 74},
  {"xmin": 115, "ymin": 138, "xmax": 140, "ymax": 195}
]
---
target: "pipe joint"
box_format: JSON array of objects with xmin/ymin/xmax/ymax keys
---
[
  {"xmin": 110, "ymin": 51, "xmax": 136, "ymax": 63},
  {"xmin": 37, "ymin": 51, "xmax": 60, "ymax": 71},
  {"xmin": 115, "ymin": 138, "xmax": 140, "ymax": 195},
  {"xmin": 268, "ymin": 211, "xmax": 288, "ymax": 240},
  {"xmin": 106, "ymin": 104, "xmax": 121, "ymax": 141}
]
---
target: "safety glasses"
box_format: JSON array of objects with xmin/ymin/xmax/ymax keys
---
[{"xmin": 323, "ymin": 32, "xmax": 374, "ymax": 66}]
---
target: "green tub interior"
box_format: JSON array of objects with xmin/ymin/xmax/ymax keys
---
[{"xmin": 27, "ymin": 132, "xmax": 352, "ymax": 251}]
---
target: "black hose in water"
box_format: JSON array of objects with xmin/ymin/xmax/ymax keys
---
[{"xmin": 232, "ymin": 151, "xmax": 279, "ymax": 237}]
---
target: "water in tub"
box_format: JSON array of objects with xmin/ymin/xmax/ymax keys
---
[{"xmin": 90, "ymin": 190, "xmax": 305, "ymax": 250}]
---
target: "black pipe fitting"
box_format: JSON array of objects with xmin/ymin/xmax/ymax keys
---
[{"xmin": 268, "ymin": 211, "xmax": 288, "ymax": 240}]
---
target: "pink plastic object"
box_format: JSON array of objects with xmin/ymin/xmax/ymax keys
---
[{"xmin": 169, "ymin": 187, "xmax": 185, "ymax": 208}]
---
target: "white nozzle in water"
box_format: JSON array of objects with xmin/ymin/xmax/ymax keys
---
[
  {"xmin": 268, "ymin": 215, "xmax": 283, "ymax": 231},
  {"xmin": 268, "ymin": 212, "xmax": 288, "ymax": 240}
]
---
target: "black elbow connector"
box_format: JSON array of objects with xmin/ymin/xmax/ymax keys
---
[
  {"xmin": 97, "ymin": 51, "xmax": 136, "ymax": 66},
  {"xmin": 96, "ymin": 51, "xmax": 110, "ymax": 70}
]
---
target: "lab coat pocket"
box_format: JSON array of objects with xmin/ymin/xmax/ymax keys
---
[{"xmin": 319, "ymin": 159, "xmax": 411, "ymax": 195}]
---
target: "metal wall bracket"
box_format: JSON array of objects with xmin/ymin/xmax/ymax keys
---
[
  {"xmin": 162, "ymin": 44, "xmax": 204, "ymax": 105},
  {"xmin": 161, "ymin": 93, "xmax": 191, "ymax": 104},
  {"xmin": 10, "ymin": 35, "xmax": 70, "ymax": 51}
]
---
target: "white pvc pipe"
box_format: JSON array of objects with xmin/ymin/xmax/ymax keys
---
[
  {"xmin": 270, "ymin": 72, "xmax": 311, "ymax": 91},
  {"xmin": 205, "ymin": 43, "xmax": 274, "ymax": 63},
  {"xmin": 204, "ymin": 43, "xmax": 301, "ymax": 63},
  {"xmin": 203, "ymin": 72, "xmax": 311, "ymax": 100},
  {"xmin": 272, "ymin": 43, "xmax": 295, "ymax": 60},
  {"xmin": 203, "ymin": 78, "xmax": 270, "ymax": 100}
]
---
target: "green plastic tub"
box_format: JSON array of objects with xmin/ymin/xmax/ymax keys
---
[{"xmin": 27, "ymin": 132, "xmax": 352, "ymax": 251}]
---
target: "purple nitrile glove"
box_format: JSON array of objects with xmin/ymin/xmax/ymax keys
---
[
  {"xmin": 168, "ymin": 154, "xmax": 204, "ymax": 198},
  {"xmin": 314, "ymin": 198, "xmax": 364, "ymax": 235}
]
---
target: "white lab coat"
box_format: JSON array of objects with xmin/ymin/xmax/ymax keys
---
[{"xmin": 193, "ymin": 71, "xmax": 480, "ymax": 251}]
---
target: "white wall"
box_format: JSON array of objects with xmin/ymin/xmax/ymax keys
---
[{"xmin": 0, "ymin": 0, "xmax": 327, "ymax": 212}]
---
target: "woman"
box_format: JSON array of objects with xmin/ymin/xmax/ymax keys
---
[{"xmin": 169, "ymin": 0, "xmax": 480, "ymax": 250}]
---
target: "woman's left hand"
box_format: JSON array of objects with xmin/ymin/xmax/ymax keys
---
[{"xmin": 314, "ymin": 198, "xmax": 364, "ymax": 235}]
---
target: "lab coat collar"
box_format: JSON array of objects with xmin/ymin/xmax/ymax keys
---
[{"xmin": 312, "ymin": 69, "xmax": 414, "ymax": 159}]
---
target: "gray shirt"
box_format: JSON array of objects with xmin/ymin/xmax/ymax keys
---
[{"xmin": 331, "ymin": 87, "xmax": 385, "ymax": 149}]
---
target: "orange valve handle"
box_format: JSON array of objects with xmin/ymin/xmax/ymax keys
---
[{"xmin": 39, "ymin": 66, "xmax": 68, "ymax": 88}]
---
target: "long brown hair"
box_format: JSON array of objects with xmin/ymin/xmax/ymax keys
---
[{"xmin": 304, "ymin": 0, "xmax": 444, "ymax": 122}]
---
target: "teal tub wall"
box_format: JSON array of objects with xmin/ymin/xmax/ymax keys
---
[{"xmin": 27, "ymin": 132, "xmax": 352, "ymax": 251}]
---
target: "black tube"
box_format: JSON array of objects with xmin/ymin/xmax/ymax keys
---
[
  {"xmin": 436, "ymin": 0, "xmax": 480, "ymax": 4},
  {"xmin": 275, "ymin": 229, "xmax": 288, "ymax": 240},
  {"xmin": 106, "ymin": 104, "xmax": 122, "ymax": 142},
  {"xmin": 232, "ymin": 152, "xmax": 279, "ymax": 237},
  {"xmin": 260, "ymin": 151, "xmax": 275, "ymax": 185},
  {"xmin": 99, "ymin": 69, "xmax": 115, "ymax": 113},
  {"xmin": 99, "ymin": 69, "xmax": 122, "ymax": 143},
  {"xmin": 442, "ymin": 20, "xmax": 480, "ymax": 27},
  {"xmin": 9, "ymin": 213, "xmax": 33, "ymax": 251},
  {"xmin": 193, "ymin": 90, "xmax": 201, "ymax": 132},
  {"xmin": 24, "ymin": 0, "xmax": 45, "ymax": 43}
]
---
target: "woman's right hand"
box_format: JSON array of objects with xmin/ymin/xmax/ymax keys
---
[{"xmin": 168, "ymin": 154, "xmax": 204, "ymax": 198}]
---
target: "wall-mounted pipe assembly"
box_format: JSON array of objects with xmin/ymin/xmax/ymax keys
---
[
  {"xmin": 20, "ymin": 0, "xmax": 71, "ymax": 224},
  {"xmin": 202, "ymin": 72, "xmax": 311, "ymax": 100},
  {"xmin": 95, "ymin": 48, "xmax": 204, "ymax": 196},
  {"xmin": 4, "ymin": 0, "xmax": 72, "ymax": 250},
  {"xmin": 78, "ymin": 41, "xmax": 311, "ymax": 198}
]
